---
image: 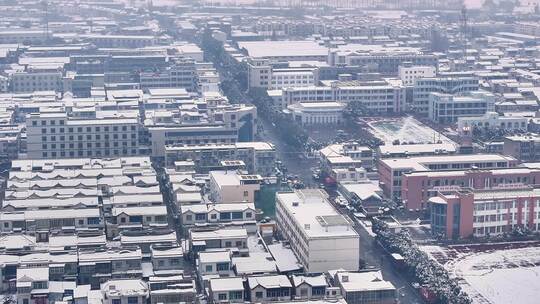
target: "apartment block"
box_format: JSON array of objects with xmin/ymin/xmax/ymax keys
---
[
  {"xmin": 165, "ymin": 142, "xmax": 276, "ymax": 176},
  {"xmin": 412, "ymin": 73, "xmax": 479, "ymax": 114},
  {"xmin": 430, "ymin": 186, "xmax": 540, "ymax": 239},
  {"xmin": 378, "ymin": 154, "xmax": 518, "ymax": 202},
  {"xmin": 402, "ymin": 166, "xmax": 540, "ymax": 210},
  {"xmin": 26, "ymin": 112, "xmax": 139, "ymax": 159},
  {"xmin": 276, "ymin": 189, "xmax": 359, "ymax": 273},
  {"xmin": 428, "ymin": 91, "xmax": 496, "ymax": 124}
]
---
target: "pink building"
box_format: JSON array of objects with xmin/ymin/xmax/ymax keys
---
[
  {"xmin": 430, "ymin": 186, "xmax": 540, "ymax": 239},
  {"xmin": 402, "ymin": 166, "xmax": 540, "ymax": 210},
  {"xmin": 378, "ymin": 154, "xmax": 518, "ymax": 205}
]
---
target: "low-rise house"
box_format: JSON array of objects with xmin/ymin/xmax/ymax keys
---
[
  {"xmin": 16, "ymin": 267, "xmax": 50, "ymax": 304},
  {"xmin": 0, "ymin": 208, "xmax": 103, "ymax": 234},
  {"xmin": 331, "ymin": 270, "xmax": 397, "ymax": 304},
  {"xmin": 181, "ymin": 202, "xmax": 257, "ymax": 232},
  {"xmin": 197, "ymin": 250, "xmax": 233, "ymax": 277},
  {"xmin": 189, "ymin": 228, "xmax": 248, "ymax": 257},
  {"xmin": 148, "ymin": 275, "xmax": 196, "ymax": 304},
  {"xmin": 291, "ymin": 274, "xmax": 328, "ymax": 300},
  {"xmin": 232, "ymin": 253, "xmax": 278, "ymax": 276},
  {"xmin": 208, "ymin": 277, "xmax": 245, "ymax": 303},
  {"xmin": 108, "ymin": 206, "xmax": 168, "ymax": 238},
  {"xmin": 247, "ymin": 275, "xmax": 293, "ymax": 302},
  {"xmin": 150, "ymin": 245, "xmax": 184, "ymax": 275},
  {"xmin": 101, "ymin": 279, "xmax": 149, "ymax": 304},
  {"xmin": 78, "ymin": 247, "xmax": 142, "ymax": 289}
]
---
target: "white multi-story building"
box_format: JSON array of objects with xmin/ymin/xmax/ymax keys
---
[
  {"xmin": 428, "ymin": 91, "xmax": 496, "ymax": 124},
  {"xmin": 139, "ymin": 59, "xmax": 197, "ymax": 91},
  {"xmin": 275, "ymin": 189, "xmax": 360, "ymax": 273},
  {"xmin": 457, "ymin": 112, "xmax": 529, "ymax": 135},
  {"xmin": 412, "ymin": 72, "xmax": 479, "ymax": 114},
  {"xmin": 275, "ymin": 79, "xmax": 405, "ymax": 113},
  {"xmin": 398, "ymin": 64, "xmax": 436, "ymax": 86},
  {"xmin": 328, "ymin": 46, "xmax": 437, "ymax": 75},
  {"xmin": 246, "ymin": 58, "xmax": 319, "ymax": 89},
  {"xmin": 287, "ymin": 102, "xmax": 346, "ymax": 126},
  {"xmin": 209, "ymin": 171, "xmax": 262, "ymax": 204},
  {"xmin": 270, "ymin": 68, "xmax": 318, "ymax": 89},
  {"xmin": 164, "ymin": 142, "xmax": 276, "ymax": 176},
  {"xmin": 81, "ymin": 34, "xmax": 156, "ymax": 48},
  {"xmin": 147, "ymin": 104, "xmax": 257, "ymax": 158},
  {"xmin": 10, "ymin": 69, "xmax": 63, "ymax": 93},
  {"xmin": 26, "ymin": 112, "xmax": 139, "ymax": 159}
]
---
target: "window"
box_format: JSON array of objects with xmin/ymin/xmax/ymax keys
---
[
  {"xmin": 232, "ymin": 212, "xmax": 243, "ymax": 219},
  {"xmin": 218, "ymin": 293, "xmax": 227, "ymax": 300},
  {"xmin": 243, "ymin": 191, "xmax": 249, "ymax": 197},
  {"xmin": 217, "ymin": 263, "xmax": 229, "ymax": 271},
  {"xmin": 206, "ymin": 265, "xmax": 213, "ymax": 272},
  {"xmin": 88, "ymin": 217, "xmax": 100, "ymax": 225},
  {"xmin": 112, "ymin": 299, "xmax": 121, "ymax": 304},
  {"xmin": 229, "ymin": 291, "xmax": 242, "ymax": 300},
  {"xmin": 127, "ymin": 297, "xmax": 138, "ymax": 304},
  {"xmin": 312, "ymin": 286, "xmax": 325, "ymax": 296}
]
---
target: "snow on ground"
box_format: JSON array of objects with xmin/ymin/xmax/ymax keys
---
[
  {"xmin": 365, "ymin": 116, "xmax": 454, "ymax": 145},
  {"xmin": 421, "ymin": 244, "xmax": 540, "ymax": 304},
  {"xmin": 451, "ymin": 246, "xmax": 540, "ymax": 304}
]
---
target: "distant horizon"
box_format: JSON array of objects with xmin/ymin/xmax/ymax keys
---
[{"xmin": 149, "ymin": 0, "xmax": 486, "ymax": 9}]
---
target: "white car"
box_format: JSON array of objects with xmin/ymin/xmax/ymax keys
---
[{"xmin": 334, "ymin": 196, "xmax": 348, "ymax": 207}]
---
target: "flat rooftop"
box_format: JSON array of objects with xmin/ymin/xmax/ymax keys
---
[
  {"xmin": 276, "ymin": 189, "xmax": 358, "ymax": 239},
  {"xmin": 238, "ymin": 40, "xmax": 328, "ymax": 58},
  {"xmin": 380, "ymin": 154, "xmax": 516, "ymax": 171}
]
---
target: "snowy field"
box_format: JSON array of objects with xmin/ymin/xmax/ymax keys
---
[
  {"xmin": 421, "ymin": 243, "xmax": 540, "ymax": 304},
  {"xmin": 364, "ymin": 116, "xmax": 455, "ymax": 145}
]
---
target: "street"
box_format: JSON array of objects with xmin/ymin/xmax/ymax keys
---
[
  {"xmin": 258, "ymin": 114, "xmax": 318, "ymax": 188},
  {"xmin": 259, "ymin": 113, "xmax": 424, "ymax": 303},
  {"xmin": 334, "ymin": 203, "xmax": 424, "ymax": 304}
]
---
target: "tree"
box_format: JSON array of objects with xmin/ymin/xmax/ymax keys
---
[
  {"xmin": 372, "ymin": 218, "xmax": 472, "ymax": 304},
  {"xmin": 2, "ymin": 295, "xmax": 15, "ymax": 304}
]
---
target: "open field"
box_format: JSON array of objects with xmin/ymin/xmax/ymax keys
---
[
  {"xmin": 421, "ymin": 242, "xmax": 540, "ymax": 304},
  {"xmin": 363, "ymin": 116, "xmax": 455, "ymax": 145}
]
